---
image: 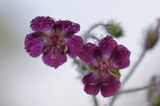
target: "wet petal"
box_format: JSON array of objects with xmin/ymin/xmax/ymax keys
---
[
  {"xmin": 66, "ymin": 35, "xmax": 84, "ymax": 57},
  {"xmin": 25, "ymin": 32, "xmax": 45, "ymax": 57},
  {"xmin": 84, "ymin": 84, "xmax": 100, "ymax": 96},
  {"xmin": 78, "ymin": 43, "xmax": 98, "ymax": 66},
  {"xmin": 55, "ymin": 20, "xmax": 80, "ymax": 36},
  {"xmin": 30, "ymin": 16, "xmax": 55, "ymax": 32},
  {"xmin": 42, "ymin": 48, "xmax": 67, "ymax": 68},
  {"xmin": 99, "ymin": 36, "xmax": 117, "ymax": 56},
  {"xmin": 100, "ymin": 76, "xmax": 121, "ymax": 97},
  {"xmin": 110, "ymin": 45, "xmax": 130, "ymax": 69}
]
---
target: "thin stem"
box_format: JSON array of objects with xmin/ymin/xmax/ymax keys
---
[
  {"xmin": 119, "ymin": 86, "xmax": 149, "ymax": 95},
  {"xmin": 90, "ymin": 35, "xmax": 101, "ymax": 42},
  {"xmin": 118, "ymin": 84, "xmax": 155, "ymax": 95},
  {"xmin": 93, "ymin": 96, "xmax": 99, "ymax": 106},
  {"xmin": 108, "ymin": 48, "xmax": 147, "ymax": 106},
  {"xmin": 83, "ymin": 23, "xmax": 106, "ymax": 42}
]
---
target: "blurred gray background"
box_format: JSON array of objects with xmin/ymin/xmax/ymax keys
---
[{"xmin": 0, "ymin": 0, "xmax": 160, "ymax": 106}]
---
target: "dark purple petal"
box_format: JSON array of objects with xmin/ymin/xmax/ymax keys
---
[
  {"xmin": 55, "ymin": 20, "xmax": 80, "ymax": 35},
  {"xmin": 82, "ymin": 73, "xmax": 99, "ymax": 84},
  {"xmin": 65, "ymin": 35, "xmax": 84, "ymax": 57},
  {"xmin": 82, "ymin": 73, "xmax": 100, "ymax": 95},
  {"xmin": 99, "ymin": 36, "xmax": 117, "ymax": 56},
  {"xmin": 84, "ymin": 84, "xmax": 100, "ymax": 96},
  {"xmin": 42, "ymin": 47, "xmax": 67, "ymax": 68},
  {"xmin": 100, "ymin": 76, "xmax": 121, "ymax": 97},
  {"xmin": 25, "ymin": 32, "xmax": 45, "ymax": 57},
  {"xmin": 78, "ymin": 43, "xmax": 98, "ymax": 66},
  {"xmin": 110, "ymin": 45, "xmax": 130, "ymax": 69},
  {"xmin": 30, "ymin": 16, "xmax": 55, "ymax": 32}
]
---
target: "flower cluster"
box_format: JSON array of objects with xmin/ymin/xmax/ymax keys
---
[
  {"xmin": 25, "ymin": 16, "xmax": 83, "ymax": 68},
  {"xmin": 24, "ymin": 16, "xmax": 130, "ymax": 97}
]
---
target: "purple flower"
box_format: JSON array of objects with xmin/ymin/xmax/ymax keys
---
[
  {"xmin": 25, "ymin": 16, "xmax": 83, "ymax": 68},
  {"xmin": 78, "ymin": 36, "xmax": 130, "ymax": 97}
]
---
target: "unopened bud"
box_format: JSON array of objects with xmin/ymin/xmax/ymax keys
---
[
  {"xmin": 106, "ymin": 21, "xmax": 123, "ymax": 38},
  {"xmin": 145, "ymin": 23, "xmax": 160, "ymax": 50}
]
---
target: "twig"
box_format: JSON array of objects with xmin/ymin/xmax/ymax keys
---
[{"xmin": 108, "ymin": 48, "xmax": 147, "ymax": 106}]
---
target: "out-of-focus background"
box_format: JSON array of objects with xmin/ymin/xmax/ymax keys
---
[{"xmin": 0, "ymin": 0, "xmax": 160, "ymax": 106}]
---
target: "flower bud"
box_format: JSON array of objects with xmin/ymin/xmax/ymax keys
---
[
  {"xmin": 106, "ymin": 21, "xmax": 123, "ymax": 38},
  {"xmin": 145, "ymin": 28, "xmax": 159, "ymax": 50},
  {"xmin": 145, "ymin": 20, "xmax": 160, "ymax": 50}
]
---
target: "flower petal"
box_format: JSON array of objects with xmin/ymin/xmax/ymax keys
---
[
  {"xmin": 30, "ymin": 16, "xmax": 55, "ymax": 32},
  {"xmin": 99, "ymin": 36, "xmax": 117, "ymax": 56},
  {"xmin": 84, "ymin": 84, "xmax": 100, "ymax": 96},
  {"xmin": 82, "ymin": 73, "xmax": 99, "ymax": 84},
  {"xmin": 78, "ymin": 43, "xmax": 98, "ymax": 66},
  {"xmin": 42, "ymin": 48, "xmax": 67, "ymax": 68},
  {"xmin": 82, "ymin": 73, "xmax": 99, "ymax": 95},
  {"xmin": 100, "ymin": 76, "xmax": 121, "ymax": 97},
  {"xmin": 110, "ymin": 45, "xmax": 130, "ymax": 69},
  {"xmin": 65, "ymin": 35, "xmax": 84, "ymax": 58},
  {"xmin": 54, "ymin": 20, "xmax": 80, "ymax": 36},
  {"xmin": 25, "ymin": 32, "xmax": 45, "ymax": 57}
]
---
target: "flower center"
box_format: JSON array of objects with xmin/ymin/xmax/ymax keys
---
[
  {"xmin": 50, "ymin": 35, "xmax": 61, "ymax": 46},
  {"xmin": 98, "ymin": 60, "xmax": 110, "ymax": 71},
  {"xmin": 43, "ymin": 34, "xmax": 68, "ymax": 54}
]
